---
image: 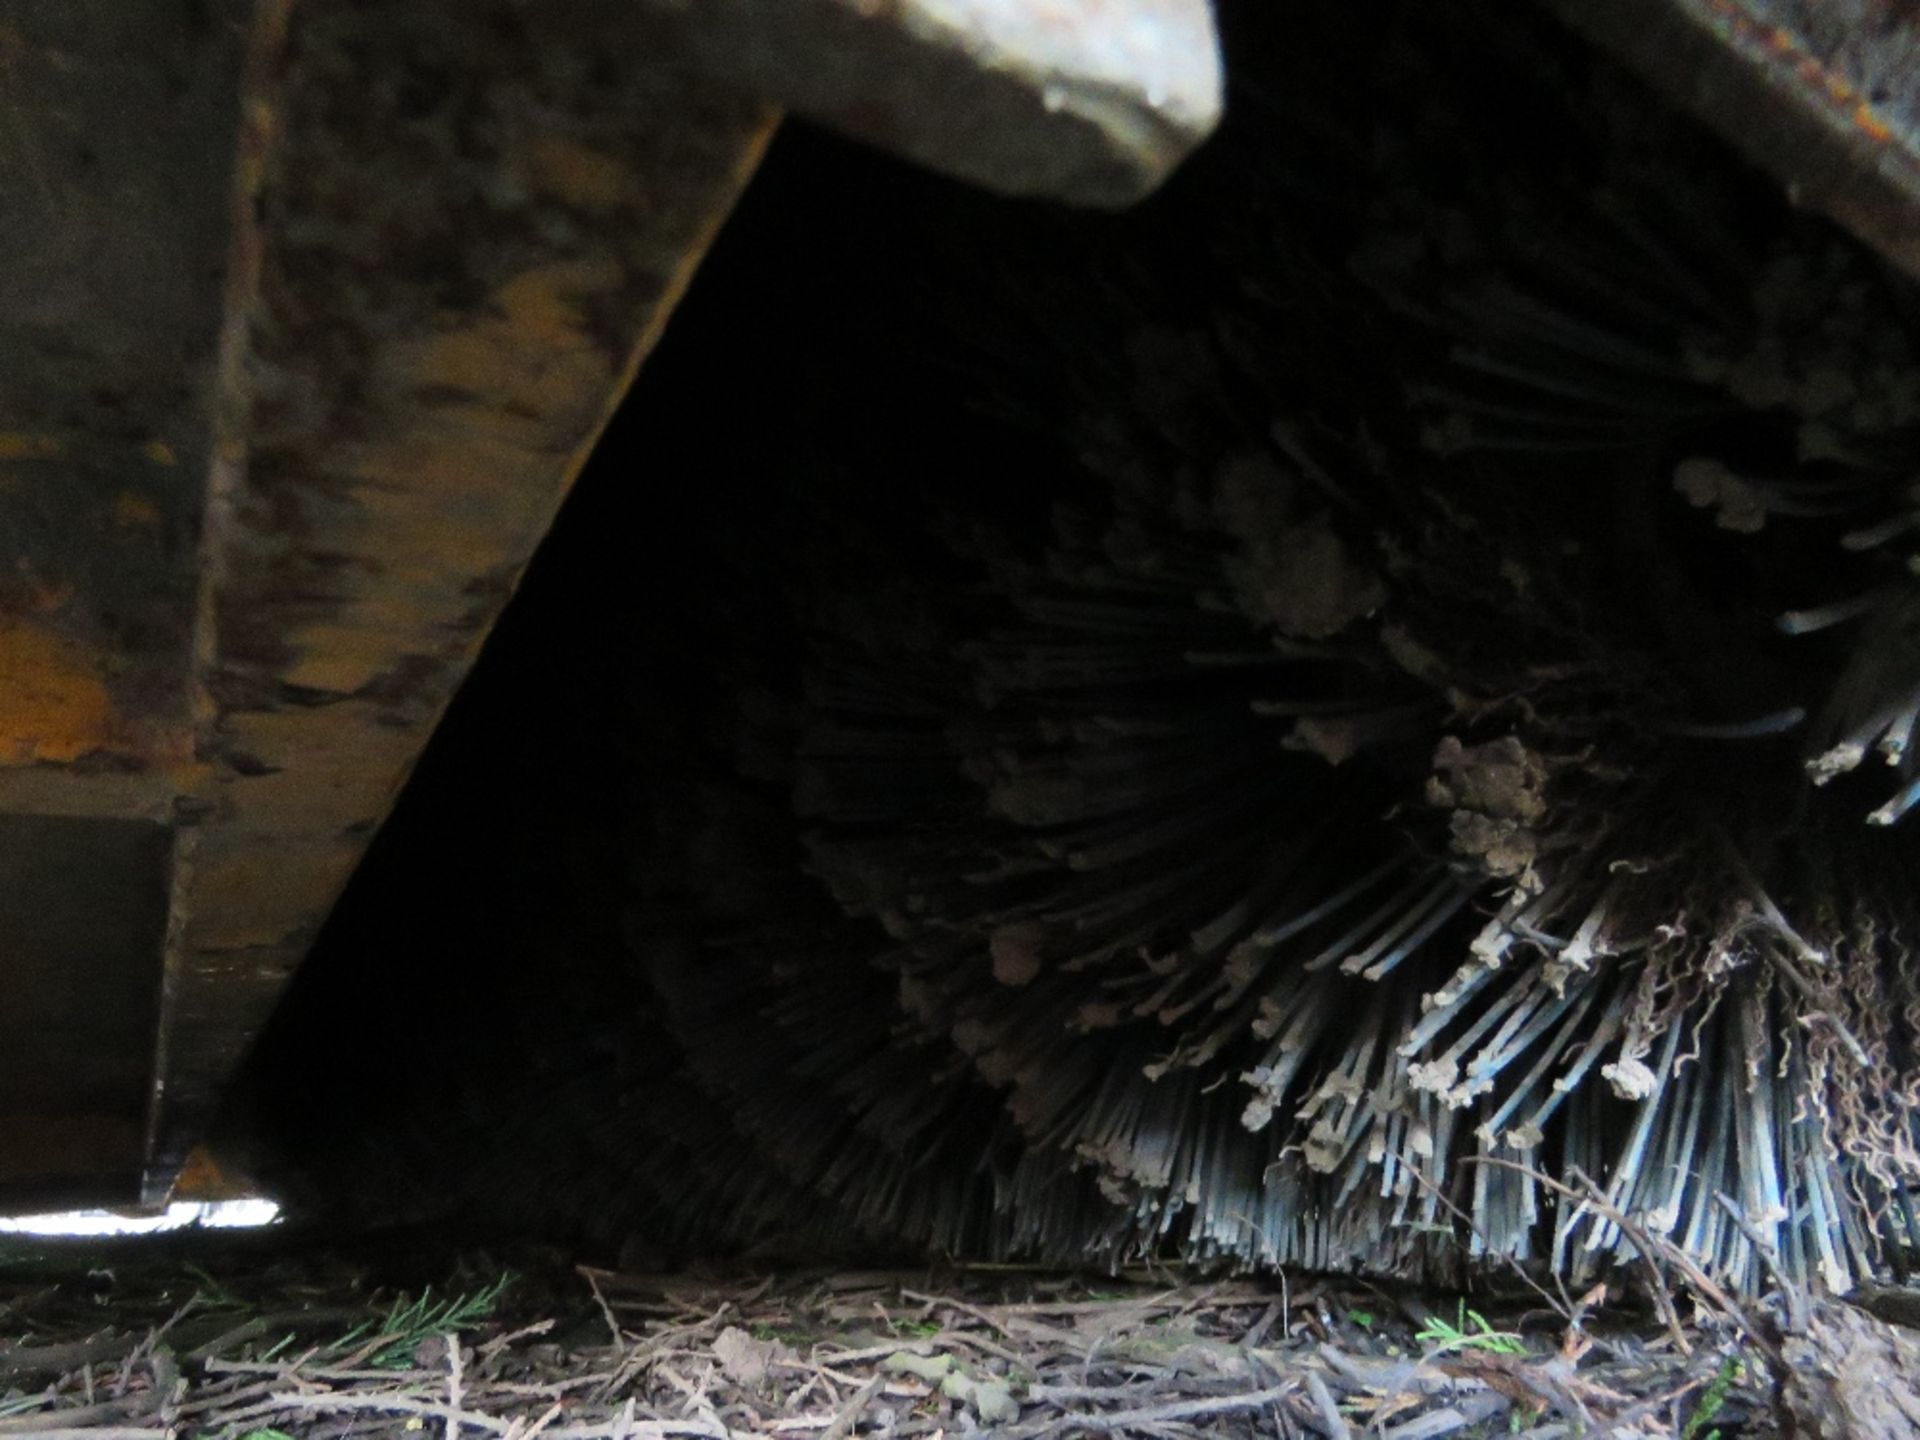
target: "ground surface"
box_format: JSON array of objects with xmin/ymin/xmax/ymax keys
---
[{"xmin": 0, "ymin": 1230, "xmax": 1807, "ymax": 1438}]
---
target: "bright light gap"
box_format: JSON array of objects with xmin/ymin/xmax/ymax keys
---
[{"xmin": 0, "ymin": 1198, "xmax": 282, "ymax": 1236}]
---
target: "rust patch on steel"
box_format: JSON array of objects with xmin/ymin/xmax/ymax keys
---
[
  {"xmin": 0, "ymin": 0, "xmax": 249, "ymax": 799},
  {"xmin": 168, "ymin": 1142, "xmax": 258, "ymax": 1203},
  {"xmin": 0, "ymin": 616, "xmax": 116, "ymax": 766}
]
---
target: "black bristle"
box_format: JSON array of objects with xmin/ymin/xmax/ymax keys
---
[{"xmin": 228, "ymin": 0, "xmax": 1920, "ymax": 1296}]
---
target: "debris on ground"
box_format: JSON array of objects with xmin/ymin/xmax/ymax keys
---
[
  {"xmin": 0, "ymin": 1235, "xmax": 1822, "ymax": 1437},
  {"xmin": 1776, "ymin": 1298, "xmax": 1920, "ymax": 1440}
]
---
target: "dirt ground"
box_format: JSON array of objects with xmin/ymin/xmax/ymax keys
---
[{"xmin": 10, "ymin": 1226, "xmax": 1884, "ymax": 1439}]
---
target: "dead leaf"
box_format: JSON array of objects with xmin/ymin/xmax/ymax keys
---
[{"xmin": 713, "ymin": 1325, "xmax": 789, "ymax": 1390}]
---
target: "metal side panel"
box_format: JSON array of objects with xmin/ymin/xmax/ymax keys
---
[
  {"xmin": 0, "ymin": 0, "xmax": 250, "ymax": 1211},
  {"xmin": 1541, "ymin": 0, "xmax": 1920, "ymax": 283},
  {"xmin": 148, "ymin": 0, "xmax": 775, "ymax": 1200},
  {"xmin": 0, "ymin": 0, "xmax": 775, "ymax": 1210}
]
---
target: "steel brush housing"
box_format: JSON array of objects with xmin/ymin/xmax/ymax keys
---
[{"xmin": 232, "ymin": 0, "xmax": 1920, "ymax": 1296}]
